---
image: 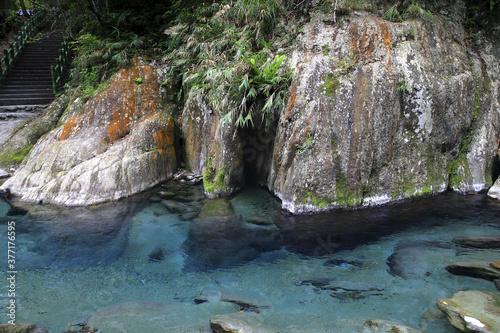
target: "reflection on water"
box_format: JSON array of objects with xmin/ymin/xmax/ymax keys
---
[{"xmin": 1, "ymin": 184, "xmax": 500, "ymax": 332}]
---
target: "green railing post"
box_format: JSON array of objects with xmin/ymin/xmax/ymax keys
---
[
  {"xmin": 51, "ymin": 66, "xmax": 57, "ymax": 94},
  {"xmin": 0, "ymin": 10, "xmax": 47, "ymax": 86}
]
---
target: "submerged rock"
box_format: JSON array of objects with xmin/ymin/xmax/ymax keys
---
[
  {"xmin": 445, "ymin": 261, "xmax": 500, "ymax": 281},
  {"xmin": 210, "ymin": 312, "xmax": 277, "ymax": 333},
  {"xmin": 88, "ymin": 300, "xmax": 236, "ymax": 333},
  {"xmin": 220, "ymin": 289, "xmax": 273, "ymax": 309},
  {"xmin": 0, "ymin": 61, "xmax": 177, "ymax": 206},
  {"xmin": 361, "ymin": 319, "xmax": 423, "ymax": 333},
  {"xmin": 453, "ymin": 236, "xmax": 500, "ymax": 249},
  {"xmin": 437, "ymin": 290, "xmax": 500, "ymax": 333},
  {"xmin": 0, "ymin": 323, "xmax": 48, "ymax": 333},
  {"xmin": 387, "ymin": 241, "xmax": 452, "ymax": 279}
]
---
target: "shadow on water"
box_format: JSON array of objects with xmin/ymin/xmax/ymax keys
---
[
  {"xmin": 275, "ymin": 191, "xmax": 500, "ymax": 257},
  {"xmin": 2, "ymin": 184, "xmax": 500, "ymax": 272},
  {"xmin": 0, "ymin": 196, "xmax": 147, "ymax": 269}
]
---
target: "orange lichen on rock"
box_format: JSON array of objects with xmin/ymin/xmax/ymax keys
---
[
  {"xmin": 59, "ymin": 114, "xmax": 84, "ymax": 140},
  {"xmin": 285, "ymin": 86, "xmax": 298, "ymax": 121},
  {"xmin": 105, "ymin": 65, "xmax": 160, "ymax": 143},
  {"xmin": 379, "ymin": 21, "xmax": 392, "ymax": 50}
]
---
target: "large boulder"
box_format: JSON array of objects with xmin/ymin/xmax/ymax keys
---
[
  {"xmin": 437, "ymin": 290, "xmax": 500, "ymax": 333},
  {"xmin": 181, "ymin": 8, "xmax": 500, "ymax": 213},
  {"xmin": 269, "ymin": 11, "xmax": 497, "ymax": 213},
  {"xmin": 0, "ymin": 60, "xmax": 177, "ymax": 206},
  {"xmin": 488, "ymin": 178, "xmax": 500, "ymax": 200}
]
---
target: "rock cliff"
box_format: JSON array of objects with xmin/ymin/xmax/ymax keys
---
[
  {"xmin": 0, "ymin": 61, "xmax": 177, "ymax": 205},
  {"xmin": 181, "ymin": 5, "xmax": 500, "ymax": 213},
  {"xmin": 2, "ymin": 2, "xmax": 500, "ymax": 213}
]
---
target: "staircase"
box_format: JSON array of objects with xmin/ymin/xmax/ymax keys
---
[{"xmin": 0, "ymin": 27, "xmax": 64, "ymax": 106}]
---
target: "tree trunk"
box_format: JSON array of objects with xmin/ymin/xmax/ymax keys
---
[{"xmin": 18, "ymin": 0, "xmax": 29, "ymax": 16}]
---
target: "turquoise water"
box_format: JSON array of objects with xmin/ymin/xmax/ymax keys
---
[{"xmin": 1, "ymin": 183, "xmax": 499, "ymax": 332}]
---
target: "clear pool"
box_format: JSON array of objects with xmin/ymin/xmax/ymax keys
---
[{"xmin": 1, "ymin": 183, "xmax": 499, "ymax": 332}]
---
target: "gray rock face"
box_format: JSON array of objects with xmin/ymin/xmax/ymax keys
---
[
  {"xmin": 269, "ymin": 11, "xmax": 488, "ymax": 213},
  {"xmin": 182, "ymin": 9, "xmax": 500, "ymax": 213},
  {"xmin": 488, "ymin": 178, "xmax": 500, "ymax": 200},
  {"xmin": 437, "ymin": 290, "xmax": 500, "ymax": 333},
  {"xmin": 0, "ymin": 63, "xmax": 177, "ymax": 205}
]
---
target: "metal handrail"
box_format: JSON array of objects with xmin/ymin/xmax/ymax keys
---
[
  {"xmin": 0, "ymin": 10, "xmax": 46, "ymax": 86},
  {"xmin": 51, "ymin": 38, "xmax": 70, "ymax": 94}
]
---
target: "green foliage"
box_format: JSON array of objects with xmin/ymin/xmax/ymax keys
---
[
  {"xmin": 382, "ymin": 1, "xmax": 434, "ymax": 22},
  {"xmin": 162, "ymin": 0, "xmax": 295, "ymax": 129},
  {"xmin": 69, "ymin": 33, "xmax": 145, "ymax": 98},
  {"xmin": 223, "ymin": 54, "xmax": 292, "ymax": 128},
  {"xmin": 295, "ymin": 132, "xmax": 316, "ymax": 156},
  {"xmin": 322, "ymin": 73, "xmax": 340, "ymax": 96},
  {"xmin": 396, "ymin": 78, "xmax": 412, "ymax": 93},
  {"xmin": 464, "ymin": 0, "xmax": 500, "ymax": 30},
  {"xmin": 134, "ymin": 77, "xmax": 142, "ymax": 84},
  {"xmin": 382, "ymin": 5, "xmax": 401, "ymax": 22},
  {"xmin": 0, "ymin": 145, "xmax": 33, "ymax": 167},
  {"xmin": 202, "ymin": 157, "xmax": 228, "ymax": 193}
]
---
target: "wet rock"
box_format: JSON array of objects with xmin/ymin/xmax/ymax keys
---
[
  {"xmin": 300, "ymin": 277, "xmax": 333, "ymax": 288},
  {"xmin": 445, "ymin": 261, "xmax": 500, "ymax": 281},
  {"xmin": 437, "ymin": 290, "xmax": 500, "ymax": 333},
  {"xmin": 488, "ymin": 178, "xmax": 500, "ymax": 200},
  {"xmin": 0, "ymin": 323, "xmax": 48, "ymax": 333},
  {"xmin": 157, "ymin": 191, "xmax": 176, "ymax": 199},
  {"xmin": 13, "ymin": 199, "xmax": 136, "ymax": 269},
  {"xmin": 198, "ymin": 197, "xmax": 234, "ymax": 218},
  {"xmin": 419, "ymin": 307, "xmax": 451, "ymax": 332},
  {"xmin": 323, "ymin": 281, "xmax": 384, "ymax": 292},
  {"xmin": 88, "ymin": 300, "xmax": 236, "ymax": 333},
  {"xmin": 0, "ymin": 62, "xmax": 177, "ymax": 206},
  {"xmin": 387, "ymin": 241, "xmax": 452, "ymax": 279},
  {"xmin": 161, "ymin": 199, "xmax": 189, "ymax": 214},
  {"xmin": 246, "ymin": 216, "xmax": 274, "ymax": 226},
  {"xmin": 184, "ymin": 199, "xmax": 260, "ymax": 270},
  {"xmin": 173, "ymin": 169, "xmax": 203, "ymax": 184},
  {"xmin": 210, "ymin": 312, "xmax": 277, "ymax": 333},
  {"xmin": 324, "ymin": 259, "xmax": 364, "ymax": 268},
  {"xmin": 194, "ymin": 290, "xmax": 222, "ymax": 304},
  {"xmin": 181, "ymin": 211, "xmax": 199, "ymax": 221},
  {"xmin": 0, "ymin": 97, "xmax": 67, "ymax": 169},
  {"xmin": 148, "ymin": 247, "xmax": 164, "ymax": 262},
  {"xmin": 361, "ymin": 319, "xmax": 423, "ymax": 333},
  {"xmin": 0, "ymin": 169, "xmax": 9, "ymax": 179},
  {"xmin": 453, "ymin": 236, "xmax": 500, "ymax": 249},
  {"xmin": 495, "ymin": 279, "xmax": 500, "ymax": 291},
  {"xmin": 221, "ymin": 290, "xmax": 273, "ymax": 309}
]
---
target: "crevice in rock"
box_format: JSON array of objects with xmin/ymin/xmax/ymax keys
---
[
  {"xmin": 239, "ymin": 116, "xmax": 277, "ymax": 187},
  {"xmin": 492, "ymin": 154, "xmax": 500, "ymax": 184}
]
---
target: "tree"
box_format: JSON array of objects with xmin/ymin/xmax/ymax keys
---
[{"xmin": 18, "ymin": 0, "xmax": 29, "ymax": 16}]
